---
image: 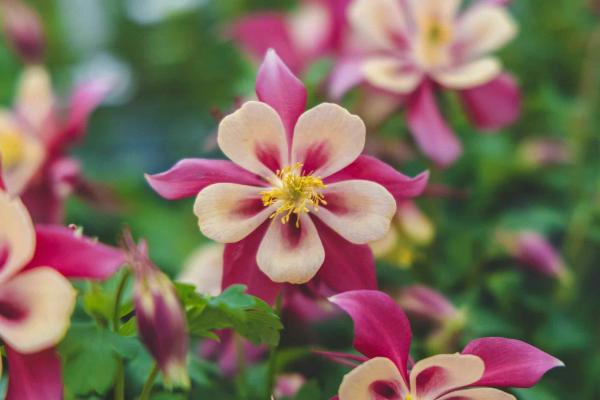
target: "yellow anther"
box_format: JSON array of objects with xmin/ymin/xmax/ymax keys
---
[
  {"xmin": 0, "ymin": 130, "xmax": 25, "ymax": 168},
  {"xmin": 260, "ymin": 163, "xmax": 327, "ymax": 228}
]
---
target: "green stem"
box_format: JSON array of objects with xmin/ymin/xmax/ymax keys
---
[
  {"xmin": 266, "ymin": 294, "xmax": 283, "ymax": 398},
  {"xmin": 139, "ymin": 364, "xmax": 159, "ymax": 400},
  {"xmin": 112, "ymin": 269, "xmax": 132, "ymax": 331},
  {"xmin": 114, "ymin": 358, "xmax": 125, "ymax": 400}
]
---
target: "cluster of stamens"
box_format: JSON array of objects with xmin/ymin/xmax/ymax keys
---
[
  {"xmin": 0, "ymin": 131, "xmax": 25, "ymax": 169},
  {"xmin": 260, "ymin": 163, "xmax": 327, "ymax": 228}
]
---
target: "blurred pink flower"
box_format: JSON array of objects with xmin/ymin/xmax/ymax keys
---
[
  {"xmin": 147, "ymin": 50, "xmax": 428, "ymax": 303},
  {"xmin": 0, "ymin": 66, "xmax": 112, "ymax": 223},
  {"xmin": 0, "ymin": 0, "xmax": 45, "ymax": 63},
  {"xmin": 518, "ymin": 137, "xmax": 571, "ymax": 167},
  {"xmin": 274, "ymin": 373, "xmax": 306, "ymax": 398},
  {"xmin": 230, "ymin": 0, "xmax": 351, "ymax": 74},
  {"xmin": 399, "ymin": 285, "xmax": 459, "ymax": 324},
  {"xmin": 503, "ymin": 231, "xmax": 568, "ymax": 279},
  {"xmin": 332, "ymin": 0, "xmax": 521, "ymax": 167},
  {"xmin": 0, "ymin": 170, "xmax": 125, "ymax": 399},
  {"xmin": 329, "ymin": 290, "xmax": 563, "ymax": 400},
  {"xmin": 123, "ymin": 234, "xmax": 190, "ymax": 388}
]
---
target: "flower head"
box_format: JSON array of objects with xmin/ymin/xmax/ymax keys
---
[
  {"xmin": 329, "ymin": 290, "xmax": 563, "ymax": 400},
  {"xmin": 147, "ymin": 50, "xmax": 428, "ymax": 303},
  {"xmin": 0, "ymin": 0, "xmax": 45, "ymax": 63},
  {"xmin": 331, "ymin": 0, "xmax": 521, "ymax": 166}
]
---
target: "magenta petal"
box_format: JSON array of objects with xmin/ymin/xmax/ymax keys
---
[
  {"xmin": 312, "ymin": 218, "xmax": 377, "ymax": 296},
  {"xmin": 6, "ymin": 347, "xmax": 63, "ymax": 400},
  {"xmin": 146, "ymin": 159, "xmax": 264, "ymax": 200},
  {"xmin": 230, "ymin": 13, "xmax": 303, "ymax": 74},
  {"xmin": 407, "ymin": 82, "xmax": 462, "ymax": 168},
  {"xmin": 460, "ymin": 73, "xmax": 521, "ymax": 131},
  {"xmin": 328, "ymin": 57, "xmax": 364, "ymax": 100},
  {"xmin": 325, "ymin": 155, "xmax": 429, "ymax": 203},
  {"xmin": 256, "ymin": 49, "xmax": 307, "ymax": 143},
  {"xmin": 53, "ymin": 77, "xmax": 112, "ymax": 151},
  {"xmin": 463, "ymin": 337, "xmax": 564, "ymax": 388},
  {"xmin": 222, "ymin": 222, "xmax": 282, "ymax": 304},
  {"xmin": 25, "ymin": 225, "xmax": 125, "ymax": 280},
  {"xmin": 329, "ymin": 290, "xmax": 412, "ymax": 382},
  {"xmin": 0, "ymin": 161, "xmax": 5, "ymax": 190}
]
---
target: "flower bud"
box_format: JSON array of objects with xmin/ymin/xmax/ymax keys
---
[
  {"xmin": 397, "ymin": 202, "xmax": 434, "ymax": 245},
  {"xmin": 399, "ymin": 285, "xmax": 460, "ymax": 324},
  {"xmin": 518, "ymin": 138, "xmax": 571, "ymax": 168},
  {"xmin": 1, "ymin": 0, "xmax": 45, "ymax": 63},
  {"xmin": 274, "ymin": 373, "xmax": 305, "ymax": 398},
  {"xmin": 123, "ymin": 233, "xmax": 190, "ymax": 388}
]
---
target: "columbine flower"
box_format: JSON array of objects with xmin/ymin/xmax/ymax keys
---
[
  {"xmin": 0, "ymin": 167, "xmax": 124, "ymax": 399},
  {"xmin": 230, "ymin": 0, "xmax": 351, "ymax": 74},
  {"xmin": 332, "ymin": 0, "xmax": 520, "ymax": 166},
  {"xmin": 329, "ymin": 290, "xmax": 563, "ymax": 400},
  {"xmin": 124, "ymin": 233, "xmax": 190, "ymax": 388},
  {"xmin": 147, "ymin": 50, "xmax": 428, "ymax": 303},
  {"xmin": 0, "ymin": 0, "xmax": 45, "ymax": 63},
  {"xmin": 0, "ymin": 65, "xmax": 111, "ymax": 223}
]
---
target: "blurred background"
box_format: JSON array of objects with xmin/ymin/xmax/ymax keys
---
[{"xmin": 0, "ymin": 0, "xmax": 598, "ymax": 398}]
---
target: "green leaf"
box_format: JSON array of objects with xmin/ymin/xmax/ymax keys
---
[
  {"xmin": 292, "ymin": 380, "xmax": 321, "ymax": 400},
  {"xmin": 60, "ymin": 323, "xmax": 141, "ymax": 396}
]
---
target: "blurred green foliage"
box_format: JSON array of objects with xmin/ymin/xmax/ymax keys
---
[{"xmin": 0, "ymin": 0, "xmax": 598, "ymax": 398}]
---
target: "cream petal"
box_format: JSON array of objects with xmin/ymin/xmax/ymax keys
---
[
  {"xmin": 194, "ymin": 183, "xmax": 272, "ymax": 243},
  {"xmin": 0, "ymin": 111, "xmax": 45, "ymax": 195},
  {"xmin": 0, "ymin": 268, "xmax": 76, "ymax": 353},
  {"xmin": 15, "ymin": 66, "xmax": 54, "ymax": 132},
  {"xmin": 338, "ymin": 357, "xmax": 408, "ymax": 400},
  {"xmin": 349, "ymin": 0, "xmax": 408, "ymax": 50},
  {"xmin": 178, "ymin": 244, "xmax": 224, "ymax": 296},
  {"xmin": 410, "ymin": 0, "xmax": 460, "ymax": 24},
  {"xmin": 291, "ymin": 103, "xmax": 365, "ymax": 178},
  {"xmin": 315, "ymin": 180, "xmax": 396, "ymax": 244},
  {"xmin": 433, "ymin": 57, "xmax": 502, "ymax": 89},
  {"xmin": 362, "ymin": 57, "xmax": 423, "ymax": 94},
  {"xmin": 217, "ymin": 101, "xmax": 289, "ymax": 177},
  {"xmin": 438, "ymin": 388, "xmax": 516, "ymax": 400},
  {"xmin": 456, "ymin": 5, "xmax": 517, "ymax": 59},
  {"xmin": 0, "ymin": 191, "xmax": 35, "ymax": 283},
  {"xmin": 256, "ymin": 214, "xmax": 324, "ymax": 284},
  {"xmin": 410, "ymin": 354, "xmax": 485, "ymax": 400}
]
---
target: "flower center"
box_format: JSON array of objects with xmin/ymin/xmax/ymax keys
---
[
  {"xmin": 0, "ymin": 130, "xmax": 26, "ymax": 169},
  {"xmin": 415, "ymin": 16, "xmax": 453, "ymax": 69},
  {"xmin": 260, "ymin": 163, "xmax": 327, "ymax": 227}
]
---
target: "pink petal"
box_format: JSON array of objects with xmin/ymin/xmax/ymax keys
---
[
  {"xmin": 0, "ymin": 160, "xmax": 5, "ymax": 190},
  {"xmin": 312, "ymin": 218, "xmax": 377, "ymax": 295},
  {"xmin": 6, "ymin": 347, "xmax": 63, "ymax": 400},
  {"xmin": 51, "ymin": 77, "xmax": 113, "ymax": 152},
  {"xmin": 459, "ymin": 73, "xmax": 521, "ymax": 131},
  {"xmin": 146, "ymin": 159, "xmax": 264, "ymax": 200},
  {"xmin": 25, "ymin": 225, "xmax": 125, "ymax": 280},
  {"xmin": 462, "ymin": 337, "xmax": 564, "ymax": 388},
  {"xmin": 256, "ymin": 49, "xmax": 307, "ymax": 143},
  {"xmin": 328, "ymin": 57, "xmax": 364, "ymax": 100},
  {"xmin": 222, "ymin": 222, "xmax": 282, "ymax": 304},
  {"xmin": 407, "ymin": 82, "xmax": 463, "ymax": 167},
  {"xmin": 325, "ymin": 155, "xmax": 429, "ymax": 203},
  {"xmin": 329, "ymin": 290, "xmax": 412, "ymax": 382},
  {"xmin": 230, "ymin": 13, "xmax": 303, "ymax": 74}
]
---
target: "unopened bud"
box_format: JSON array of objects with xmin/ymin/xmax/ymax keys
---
[
  {"xmin": 518, "ymin": 138, "xmax": 571, "ymax": 168},
  {"xmin": 123, "ymin": 232, "xmax": 190, "ymax": 388},
  {"xmin": 399, "ymin": 285, "xmax": 460, "ymax": 324},
  {"xmin": 1, "ymin": 0, "xmax": 45, "ymax": 63},
  {"xmin": 397, "ymin": 202, "xmax": 434, "ymax": 245}
]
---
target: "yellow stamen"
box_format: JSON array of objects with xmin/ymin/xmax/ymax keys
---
[
  {"xmin": 0, "ymin": 130, "xmax": 25, "ymax": 168},
  {"xmin": 406, "ymin": 394, "xmax": 413, "ymax": 400},
  {"xmin": 260, "ymin": 163, "xmax": 327, "ymax": 228}
]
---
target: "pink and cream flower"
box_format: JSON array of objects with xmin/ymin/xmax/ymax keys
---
[
  {"xmin": 332, "ymin": 0, "xmax": 521, "ymax": 167},
  {"xmin": 147, "ymin": 50, "xmax": 428, "ymax": 303},
  {"xmin": 0, "ymin": 166, "xmax": 124, "ymax": 400},
  {"xmin": 0, "ymin": 65, "xmax": 111, "ymax": 223},
  {"xmin": 328, "ymin": 290, "xmax": 563, "ymax": 400}
]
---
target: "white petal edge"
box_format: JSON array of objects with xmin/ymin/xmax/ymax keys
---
[
  {"xmin": 433, "ymin": 57, "xmax": 502, "ymax": 89},
  {"xmin": 339, "ymin": 357, "xmax": 408, "ymax": 400},
  {"xmin": 178, "ymin": 243, "xmax": 224, "ymax": 296},
  {"xmin": 438, "ymin": 387, "xmax": 517, "ymax": 400},
  {"xmin": 0, "ymin": 190, "xmax": 35, "ymax": 284},
  {"xmin": 362, "ymin": 58, "xmax": 423, "ymax": 94}
]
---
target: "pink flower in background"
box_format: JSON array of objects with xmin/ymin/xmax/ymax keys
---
[
  {"xmin": 332, "ymin": 0, "xmax": 521, "ymax": 167},
  {"xmin": 230, "ymin": 0, "xmax": 351, "ymax": 74},
  {"xmin": 0, "ymin": 169, "xmax": 124, "ymax": 400},
  {"xmin": 0, "ymin": 0, "xmax": 45, "ymax": 63},
  {"xmin": 329, "ymin": 290, "xmax": 563, "ymax": 400},
  {"xmin": 0, "ymin": 65, "xmax": 112, "ymax": 223},
  {"xmin": 147, "ymin": 50, "xmax": 428, "ymax": 303}
]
